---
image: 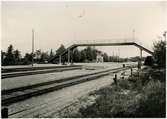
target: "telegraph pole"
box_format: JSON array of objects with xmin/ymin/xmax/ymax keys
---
[
  {"xmin": 32, "ymin": 29, "xmax": 34, "ymax": 67},
  {"xmin": 163, "ymin": 31, "xmax": 166, "ymax": 40},
  {"xmin": 132, "ymin": 29, "xmax": 135, "ymax": 42},
  {"xmin": 118, "ymin": 48, "xmax": 120, "ymax": 62}
]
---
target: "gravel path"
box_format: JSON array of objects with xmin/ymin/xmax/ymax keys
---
[
  {"xmin": 8, "ymin": 75, "xmax": 114, "ymax": 118},
  {"xmin": 7, "ymin": 69, "xmax": 131, "ymax": 118}
]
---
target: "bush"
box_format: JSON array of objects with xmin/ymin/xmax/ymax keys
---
[
  {"xmin": 153, "ymin": 40, "xmax": 166, "ymax": 68},
  {"xmin": 144, "ymin": 56, "xmax": 154, "ymax": 66},
  {"xmin": 77, "ymin": 71, "xmax": 165, "ymax": 118},
  {"xmin": 136, "ymin": 80, "xmax": 165, "ymax": 117},
  {"xmin": 117, "ymin": 79, "xmax": 131, "ymax": 90}
]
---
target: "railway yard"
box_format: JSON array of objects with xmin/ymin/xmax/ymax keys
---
[{"xmin": 2, "ymin": 62, "xmax": 137, "ymax": 118}]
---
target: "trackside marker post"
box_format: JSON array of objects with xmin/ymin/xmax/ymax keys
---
[
  {"xmin": 113, "ymin": 74, "xmax": 117, "ymax": 85},
  {"xmin": 2, "ymin": 107, "xmax": 8, "ymax": 118},
  {"xmin": 131, "ymin": 68, "xmax": 133, "ymax": 76}
]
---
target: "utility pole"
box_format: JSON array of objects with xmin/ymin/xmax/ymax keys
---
[
  {"xmin": 163, "ymin": 31, "xmax": 166, "ymax": 40},
  {"xmin": 32, "ymin": 29, "xmax": 34, "ymax": 67},
  {"xmin": 132, "ymin": 29, "xmax": 135, "ymax": 42},
  {"xmin": 118, "ymin": 48, "xmax": 120, "ymax": 62}
]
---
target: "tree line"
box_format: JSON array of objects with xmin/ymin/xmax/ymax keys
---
[
  {"xmin": 1, "ymin": 44, "xmax": 129, "ymax": 66},
  {"xmin": 55, "ymin": 45, "xmax": 129, "ymax": 64},
  {"xmin": 1, "ymin": 44, "xmax": 55, "ymax": 66},
  {"xmin": 1, "ymin": 37, "xmax": 165, "ymax": 67}
]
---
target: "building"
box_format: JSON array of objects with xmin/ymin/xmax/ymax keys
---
[{"xmin": 96, "ymin": 51, "xmax": 103, "ymax": 63}]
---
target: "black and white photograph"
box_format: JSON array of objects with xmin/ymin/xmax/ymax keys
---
[{"xmin": 1, "ymin": 0, "xmax": 166, "ymax": 118}]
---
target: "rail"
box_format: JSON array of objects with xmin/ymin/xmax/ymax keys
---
[{"xmin": 2, "ymin": 65, "xmax": 82, "ymax": 79}]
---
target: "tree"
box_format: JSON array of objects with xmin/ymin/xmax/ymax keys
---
[
  {"xmin": 56, "ymin": 44, "xmax": 67, "ymax": 63},
  {"xmin": 86, "ymin": 46, "xmax": 94, "ymax": 61},
  {"xmin": 56, "ymin": 44, "xmax": 66, "ymax": 56},
  {"xmin": 92, "ymin": 48, "xmax": 97, "ymax": 61},
  {"xmin": 1, "ymin": 50, "xmax": 6, "ymax": 65},
  {"xmin": 79, "ymin": 47, "xmax": 104, "ymax": 63},
  {"xmin": 14, "ymin": 49, "xmax": 21, "ymax": 64},
  {"xmin": 4, "ymin": 44, "xmax": 15, "ymax": 65},
  {"xmin": 40, "ymin": 52, "xmax": 49, "ymax": 63},
  {"xmin": 39, "ymin": 53, "xmax": 45, "ymax": 63},
  {"xmin": 35, "ymin": 49, "xmax": 42, "ymax": 63},
  {"xmin": 23, "ymin": 53, "xmax": 32, "ymax": 65},
  {"xmin": 73, "ymin": 48, "xmax": 81, "ymax": 62},
  {"xmin": 103, "ymin": 53, "xmax": 109, "ymax": 62},
  {"xmin": 80, "ymin": 50, "xmax": 87, "ymax": 62},
  {"xmin": 144, "ymin": 56, "xmax": 154, "ymax": 66},
  {"xmin": 108, "ymin": 56, "xmax": 114, "ymax": 62},
  {"xmin": 153, "ymin": 40, "xmax": 166, "ymax": 67},
  {"xmin": 49, "ymin": 49, "xmax": 54, "ymax": 59}
]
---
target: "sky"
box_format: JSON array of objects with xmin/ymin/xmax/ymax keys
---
[{"xmin": 1, "ymin": 1, "xmax": 167, "ymax": 58}]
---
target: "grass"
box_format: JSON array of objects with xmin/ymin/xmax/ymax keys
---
[
  {"xmin": 70, "ymin": 67, "xmax": 166, "ymax": 118},
  {"xmin": 137, "ymin": 80, "xmax": 166, "ymax": 117}
]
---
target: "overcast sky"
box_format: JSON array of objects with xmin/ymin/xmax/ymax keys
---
[{"xmin": 2, "ymin": 1, "xmax": 166, "ymax": 58}]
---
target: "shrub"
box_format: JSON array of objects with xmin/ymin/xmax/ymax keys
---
[
  {"xmin": 75, "ymin": 67, "xmax": 165, "ymax": 118},
  {"xmin": 118, "ymin": 79, "xmax": 131, "ymax": 90},
  {"xmin": 136, "ymin": 80, "xmax": 165, "ymax": 117},
  {"xmin": 153, "ymin": 40, "xmax": 166, "ymax": 68},
  {"xmin": 144, "ymin": 56, "xmax": 154, "ymax": 66}
]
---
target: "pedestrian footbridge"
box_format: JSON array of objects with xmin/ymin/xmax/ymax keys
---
[{"xmin": 49, "ymin": 41, "xmax": 153, "ymax": 63}]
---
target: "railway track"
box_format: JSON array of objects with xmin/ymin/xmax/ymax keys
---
[
  {"xmin": 2, "ymin": 65, "xmax": 82, "ymax": 73},
  {"xmin": 2, "ymin": 66, "xmax": 131, "ymax": 106},
  {"xmin": 2, "ymin": 66, "xmax": 82, "ymax": 79}
]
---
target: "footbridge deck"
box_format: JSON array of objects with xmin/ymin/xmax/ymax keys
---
[{"xmin": 49, "ymin": 42, "xmax": 153, "ymax": 63}]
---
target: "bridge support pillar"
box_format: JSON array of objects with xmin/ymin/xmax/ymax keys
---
[
  {"xmin": 68, "ymin": 49, "xmax": 70, "ymax": 64},
  {"xmin": 138, "ymin": 48, "xmax": 143, "ymax": 69},
  {"xmin": 140, "ymin": 48, "xmax": 142, "ymax": 60},
  {"xmin": 59, "ymin": 55, "xmax": 61, "ymax": 64},
  {"xmin": 71, "ymin": 49, "xmax": 74, "ymax": 65}
]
